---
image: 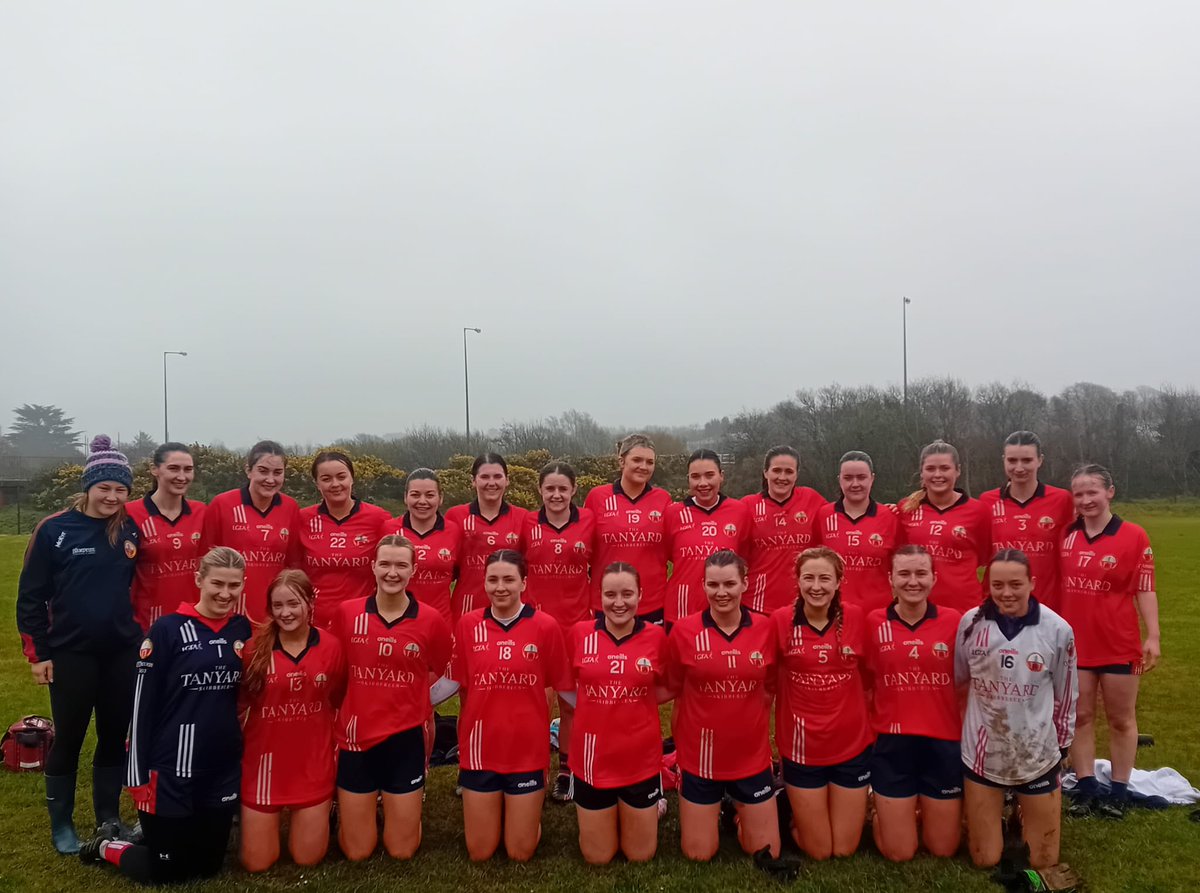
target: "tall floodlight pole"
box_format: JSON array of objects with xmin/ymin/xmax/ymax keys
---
[
  {"xmin": 163, "ymin": 351, "xmax": 188, "ymax": 441},
  {"xmin": 902, "ymin": 297, "xmax": 911, "ymax": 405},
  {"xmin": 463, "ymin": 328, "xmax": 482, "ymax": 446}
]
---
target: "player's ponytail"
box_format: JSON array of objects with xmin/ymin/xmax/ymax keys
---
[
  {"xmin": 243, "ymin": 570, "xmax": 315, "ymax": 696},
  {"xmin": 900, "ymin": 440, "xmax": 961, "ymax": 513}
]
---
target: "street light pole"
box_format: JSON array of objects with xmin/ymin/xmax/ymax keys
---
[
  {"xmin": 163, "ymin": 351, "xmax": 188, "ymax": 442},
  {"xmin": 902, "ymin": 297, "xmax": 911, "ymax": 406},
  {"xmin": 462, "ymin": 328, "xmax": 481, "ymax": 446}
]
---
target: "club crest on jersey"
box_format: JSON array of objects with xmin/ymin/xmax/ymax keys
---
[
  {"xmin": 1038, "ymin": 516, "xmax": 1056, "ymax": 530},
  {"xmin": 506, "ymin": 532, "xmax": 519, "ymax": 545},
  {"xmin": 723, "ymin": 524, "xmax": 738, "ymax": 536},
  {"xmin": 635, "ymin": 657, "xmax": 653, "ymax": 674},
  {"xmin": 749, "ymin": 650, "xmax": 765, "ymax": 667},
  {"xmin": 139, "ymin": 638, "xmax": 153, "ymax": 659},
  {"xmin": 354, "ymin": 534, "xmax": 370, "ymax": 545},
  {"xmin": 404, "ymin": 642, "xmax": 421, "ymax": 658},
  {"xmin": 649, "ymin": 511, "xmax": 662, "ymax": 522},
  {"xmin": 523, "ymin": 643, "xmax": 539, "ymax": 660},
  {"xmin": 1143, "ymin": 547, "xmax": 1154, "ymax": 559},
  {"xmin": 933, "ymin": 642, "xmax": 949, "ymax": 659},
  {"xmin": 840, "ymin": 645, "xmax": 856, "ymax": 660},
  {"xmin": 952, "ymin": 526, "xmax": 968, "ymax": 539},
  {"xmin": 191, "ymin": 531, "xmax": 202, "ymax": 543},
  {"xmin": 124, "ymin": 540, "xmax": 138, "ymax": 559},
  {"xmin": 280, "ymin": 528, "xmax": 289, "ymax": 539},
  {"xmin": 574, "ymin": 541, "xmax": 587, "ymax": 553},
  {"xmin": 438, "ymin": 548, "xmax": 451, "ymax": 560},
  {"xmin": 869, "ymin": 533, "xmax": 884, "ymax": 546},
  {"xmin": 234, "ymin": 640, "xmax": 245, "ymax": 657},
  {"xmin": 314, "ymin": 673, "xmax": 328, "ymax": 686},
  {"xmin": 1101, "ymin": 555, "xmax": 1118, "ymax": 568},
  {"xmin": 793, "ymin": 511, "xmax": 808, "ymax": 524},
  {"xmin": 1026, "ymin": 652, "xmax": 1046, "ymax": 672}
]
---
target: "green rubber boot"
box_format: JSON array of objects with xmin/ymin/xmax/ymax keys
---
[{"xmin": 45, "ymin": 774, "xmax": 81, "ymax": 855}]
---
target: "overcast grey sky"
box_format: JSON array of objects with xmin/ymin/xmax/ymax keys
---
[{"xmin": 3, "ymin": 1, "xmax": 1198, "ymax": 448}]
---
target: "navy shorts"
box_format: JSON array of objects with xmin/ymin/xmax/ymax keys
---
[
  {"xmin": 782, "ymin": 745, "xmax": 873, "ymax": 790},
  {"xmin": 964, "ymin": 763, "xmax": 1060, "ymax": 796},
  {"xmin": 870, "ymin": 734, "xmax": 963, "ymax": 800},
  {"xmin": 573, "ymin": 774, "xmax": 663, "ymax": 810},
  {"xmin": 458, "ymin": 769, "xmax": 545, "ymax": 795},
  {"xmin": 337, "ymin": 726, "xmax": 425, "ymax": 795},
  {"xmin": 680, "ymin": 768, "xmax": 775, "ymax": 806}
]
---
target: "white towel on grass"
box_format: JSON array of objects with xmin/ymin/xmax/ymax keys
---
[{"xmin": 1062, "ymin": 760, "xmax": 1200, "ymax": 804}]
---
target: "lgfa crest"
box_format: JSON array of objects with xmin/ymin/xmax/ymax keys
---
[
  {"xmin": 523, "ymin": 643, "xmax": 539, "ymax": 660},
  {"xmin": 636, "ymin": 657, "xmax": 653, "ymax": 674},
  {"xmin": 1038, "ymin": 516, "xmax": 1056, "ymax": 530},
  {"xmin": 933, "ymin": 642, "xmax": 949, "ymax": 659},
  {"xmin": 1101, "ymin": 555, "xmax": 1118, "ymax": 568}
]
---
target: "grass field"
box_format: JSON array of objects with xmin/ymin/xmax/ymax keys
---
[{"xmin": 1, "ymin": 505, "xmax": 1198, "ymax": 892}]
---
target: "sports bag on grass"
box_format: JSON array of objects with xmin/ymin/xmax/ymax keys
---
[{"xmin": 2, "ymin": 715, "xmax": 54, "ymax": 773}]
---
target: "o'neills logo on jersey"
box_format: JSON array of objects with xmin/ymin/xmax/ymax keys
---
[
  {"xmin": 952, "ymin": 525, "xmax": 968, "ymax": 539},
  {"xmin": 1026, "ymin": 652, "xmax": 1046, "ymax": 672},
  {"xmin": 1101, "ymin": 555, "xmax": 1117, "ymax": 568},
  {"xmin": 723, "ymin": 523, "xmax": 738, "ymax": 536},
  {"xmin": 124, "ymin": 540, "xmax": 138, "ymax": 559},
  {"xmin": 404, "ymin": 642, "xmax": 421, "ymax": 658},
  {"xmin": 793, "ymin": 511, "xmax": 808, "ymax": 523},
  {"xmin": 749, "ymin": 650, "xmax": 765, "ymax": 667},
  {"xmin": 1039, "ymin": 516, "xmax": 1056, "ymax": 530},
  {"xmin": 649, "ymin": 510, "xmax": 663, "ymax": 522},
  {"xmin": 636, "ymin": 657, "xmax": 653, "ymax": 674},
  {"xmin": 438, "ymin": 548, "xmax": 451, "ymax": 560},
  {"xmin": 139, "ymin": 638, "xmax": 153, "ymax": 659},
  {"xmin": 523, "ymin": 643, "xmax": 539, "ymax": 660},
  {"xmin": 933, "ymin": 642, "xmax": 949, "ymax": 659}
]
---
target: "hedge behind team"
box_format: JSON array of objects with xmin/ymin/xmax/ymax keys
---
[{"xmin": 15, "ymin": 431, "xmax": 1158, "ymax": 878}]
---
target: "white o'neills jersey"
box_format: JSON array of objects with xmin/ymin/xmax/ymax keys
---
[{"xmin": 954, "ymin": 599, "xmax": 1078, "ymax": 786}]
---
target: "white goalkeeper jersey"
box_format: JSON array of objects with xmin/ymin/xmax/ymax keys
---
[{"xmin": 955, "ymin": 599, "xmax": 1078, "ymax": 786}]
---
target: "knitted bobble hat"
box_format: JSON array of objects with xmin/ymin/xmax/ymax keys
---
[{"xmin": 81, "ymin": 435, "xmax": 133, "ymax": 491}]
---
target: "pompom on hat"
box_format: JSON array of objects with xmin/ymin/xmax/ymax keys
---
[{"xmin": 81, "ymin": 435, "xmax": 133, "ymax": 491}]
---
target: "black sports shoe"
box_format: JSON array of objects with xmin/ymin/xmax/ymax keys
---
[
  {"xmin": 1065, "ymin": 796, "xmax": 1096, "ymax": 818},
  {"xmin": 1094, "ymin": 797, "xmax": 1127, "ymax": 820},
  {"xmin": 79, "ymin": 821, "xmax": 121, "ymax": 863},
  {"xmin": 550, "ymin": 772, "xmax": 574, "ymax": 803}
]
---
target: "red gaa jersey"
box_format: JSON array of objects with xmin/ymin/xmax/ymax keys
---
[
  {"xmin": 979, "ymin": 483, "xmax": 1074, "ymax": 611},
  {"xmin": 520, "ymin": 506, "xmax": 595, "ymax": 628},
  {"xmin": 897, "ymin": 494, "xmax": 989, "ymax": 612},
  {"xmin": 126, "ymin": 496, "xmax": 207, "ymax": 631},
  {"xmin": 816, "ymin": 500, "xmax": 901, "ymax": 614},
  {"xmin": 381, "ymin": 514, "xmax": 462, "ymax": 627},
  {"xmin": 331, "ymin": 595, "xmax": 452, "ymax": 751},
  {"xmin": 665, "ymin": 496, "xmax": 752, "ymax": 624},
  {"xmin": 297, "ymin": 500, "xmax": 390, "ymax": 630},
  {"xmin": 864, "ymin": 603, "xmax": 962, "ymax": 740},
  {"xmin": 568, "ymin": 619, "xmax": 668, "ymax": 788},
  {"xmin": 742, "ymin": 488, "xmax": 825, "ymax": 615},
  {"xmin": 451, "ymin": 605, "xmax": 571, "ymax": 773},
  {"xmin": 771, "ymin": 603, "xmax": 873, "ymax": 766},
  {"xmin": 201, "ymin": 487, "xmax": 301, "ymax": 623},
  {"xmin": 1058, "ymin": 516, "xmax": 1154, "ymax": 667},
  {"xmin": 444, "ymin": 501, "xmax": 530, "ymax": 621},
  {"xmin": 665, "ymin": 609, "xmax": 775, "ymax": 780},
  {"xmin": 584, "ymin": 482, "xmax": 672, "ymax": 615},
  {"xmin": 240, "ymin": 628, "xmax": 346, "ymax": 808}
]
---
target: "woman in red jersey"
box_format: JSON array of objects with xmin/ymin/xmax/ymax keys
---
[
  {"xmin": 126, "ymin": 442, "xmax": 207, "ymax": 632},
  {"xmin": 451, "ymin": 550, "xmax": 572, "ymax": 862},
  {"xmin": 816, "ymin": 451, "xmax": 901, "ymax": 614},
  {"xmin": 568, "ymin": 562, "xmax": 669, "ymax": 864},
  {"xmin": 896, "ymin": 441, "xmax": 990, "ymax": 612},
  {"xmin": 239, "ymin": 570, "xmax": 346, "ymax": 871},
  {"xmin": 521, "ymin": 461, "xmax": 595, "ymax": 803},
  {"xmin": 297, "ymin": 450, "xmax": 390, "ymax": 629},
  {"xmin": 445, "ymin": 453, "xmax": 530, "ymax": 621},
  {"xmin": 384, "ymin": 468, "xmax": 462, "ymax": 626},
  {"xmin": 979, "ymin": 432, "xmax": 1074, "ymax": 612},
  {"xmin": 864, "ymin": 545, "xmax": 963, "ymax": 862},
  {"xmin": 743, "ymin": 446, "xmax": 825, "ymax": 615},
  {"xmin": 1059, "ymin": 464, "xmax": 1159, "ymax": 819},
  {"xmin": 771, "ymin": 547, "xmax": 872, "ymax": 860},
  {"xmin": 331, "ymin": 536, "xmax": 453, "ymax": 861},
  {"xmin": 584, "ymin": 434, "xmax": 672, "ymax": 623},
  {"xmin": 201, "ymin": 440, "xmax": 301, "ymax": 623},
  {"xmin": 666, "ymin": 550, "xmax": 779, "ymax": 862},
  {"xmin": 664, "ymin": 450, "xmax": 752, "ymax": 625}
]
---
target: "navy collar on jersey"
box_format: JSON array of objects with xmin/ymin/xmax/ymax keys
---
[
  {"xmin": 142, "ymin": 493, "xmax": 193, "ymax": 526},
  {"xmin": 1067, "ymin": 513, "xmax": 1123, "ymax": 544},
  {"xmin": 593, "ymin": 615, "xmax": 647, "ymax": 646},
  {"xmin": 403, "ymin": 512, "xmax": 446, "ymax": 538},
  {"xmin": 613, "ymin": 478, "xmax": 655, "ymax": 504},
  {"xmin": 835, "ymin": 498, "xmax": 878, "ymax": 521},
  {"xmin": 240, "ymin": 485, "xmax": 282, "ymax": 518},
  {"xmin": 319, "ymin": 498, "xmax": 362, "ymax": 524},
  {"xmin": 274, "ymin": 627, "xmax": 320, "ymax": 664},
  {"xmin": 484, "ymin": 603, "xmax": 535, "ymax": 629},
  {"xmin": 702, "ymin": 606, "xmax": 752, "ymax": 641},
  {"xmin": 886, "ymin": 601, "xmax": 938, "ymax": 632},
  {"xmin": 794, "ymin": 609, "xmax": 835, "ymax": 636},
  {"xmin": 760, "ymin": 487, "xmax": 798, "ymax": 508},
  {"xmin": 684, "ymin": 494, "xmax": 726, "ymax": 515},
  {"xmin": 982, "ymin": 596, "xmax": 1041, "ymax": 641},
  {"xmin": 923, "ymin": 490, "xmax": 970, "ymax": 515},
  {"xmin": 470, "ymin": 499, "xmax": 511, "ymax": 522},
  {"xmin": 538, "ymin": 504, "xmax": 579, "ymax": 533},
  {"xmin": 366, "ymin": 593, "xmax": 420, "ymax": 628},
  {"xmin": 1001, "ymin": 481, "xmax": 1046, "ymax": 507},
  {"xmin": 176, "ymin": 600, "xmax": 241, "ymax": 634}
]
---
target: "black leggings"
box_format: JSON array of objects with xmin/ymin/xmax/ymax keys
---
[
  {"xmin": 117, "ymin": 809, "xmax": 234, "ymax": 884},
  {"xmin": 46, "ymin": 647, "xmax": 138, "ymax": 776}
]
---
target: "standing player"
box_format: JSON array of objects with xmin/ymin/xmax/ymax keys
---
[
  {"xmin": 520, "ymin": 461, "xmax": 596, "ymax": 802},
  {"xmin": 567, "ymin": 563, "xmax": 669, "ymax": 864},
  {"xmin": 239, "ymin": 570, "xmax": 347, "ymax": 872},
  {"xmin": 864, "ymin": 546, "xmax": 964, "ymax": 862},
  {"xmin": 383, "ymin": 469, "xmax": 462, "ymax": 626},
  {"xmin": 665, "ymin": 550, "xmax": 779, "ymax": 862},
  {"xmin": 18, "ymin": 436, "xmax": 140, "ymax": 854},
  {"xmin": 445, "ymin": 453, "xmax": 530, "ymax": 621},
  {"xmin": 816, "ymin": 451, "xmax": 901, "ymax": 613},
  {"xmin": 664, "ymin": 450, "xmax": 752, "ymax": 625},
  {"xmin": 296, "ymin": 450, "xmax": 390, "ymax": 629},
  {"xmin": 584, "ymin": 434, "xmax": 673, "ymax": 623},
  {"xmin": 126, "ymin": 442, "xmax": 207, "ymax": 631},
  {"xmin": 1059, "ymin": 464, "xmax": 1159, "ymax": 819},
  {"xmin": 897, "ymin": 441, "xmax": 990, "ymax": 612},
  {"xmin": 202, "ymin": 440, "xmax": 301, "ymax": 622},
  {"xmin": 957, "ymin": 550, "xmax": 1077, "ymax": 869},
  {"xmin": 771, "ymin": 547, "xmax": 873, "ymax": 860},
  {"xmin": 743, "ymin": 446, "xmax": 825, "ymax": 615},
  {"xmin": 81, "ymin": 547, "xmax": 252, "ymax": 883},
  {"xmin": 331, "ymin": 535, "xmax": 453, "ymax": 861},
  {"xmin": 979, "ymin": 432, "xmax": 1074, "ymax": 611},
  {"xmin": 451, "ymin": 551, "xmax": 572, "ymax": 862}
]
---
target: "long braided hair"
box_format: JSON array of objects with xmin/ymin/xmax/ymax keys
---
[
  {"xmin": 793, "ymin": 546, "xmax": 846, "ymax": 656},
  {"xmin": 960, "ymin": 548, "xmax": 1032, "ymax": 643}
]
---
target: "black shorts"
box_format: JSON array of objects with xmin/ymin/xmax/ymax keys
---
[
  {"xmin": 573, "ymin": 774, "xmax": 663, "ymax": 810},
  {"xmin": 782, "ymin": 746, "xmax": 873, "ymax": 790},
  {"xmin": 458, "ymin": 769, "xmax": 545, "ymax": 795},
  {"xmin": 337, "ymin": 726, "xmax": 425, "ymax": 795},
  {"xmin": 1079, "ymin": 662, "xmax": 1138, "ymax": 675},
  {"xmin": 963, "ymin": 763, "xmax": 1060, "ymax": 796},
  {"xmin": 870, "ymin": 734, "xmax": 963, "ymax": 800},
  {"xmin": 680, "ymin": 768, "xmax": 775, "ymax": 806}
]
